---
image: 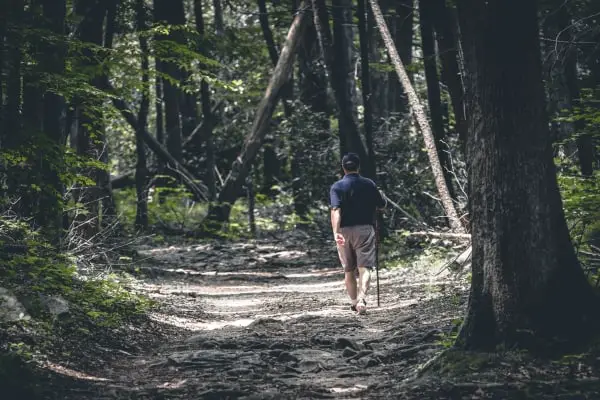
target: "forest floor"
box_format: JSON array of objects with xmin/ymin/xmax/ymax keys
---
[{"xmin": 22, "ymin": 231, "xmax": 600, "ymax": 399}]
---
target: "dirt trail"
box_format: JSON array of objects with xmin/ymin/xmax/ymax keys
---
[{"xmin": 61, "ymin": 233, "xmax": 468, "ymax": 399}]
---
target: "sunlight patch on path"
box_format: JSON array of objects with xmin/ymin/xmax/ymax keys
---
[
  {"xmin": 138, "ymin": 280, "xmax": 346, "ymax": 297},
  {"xmin": 41, "ymin": 361, "xmax": 111, "ymax": 382},
  {"xmin": 330, "ymin": 385, "xmax": 368, "ymax": 394},
  {"xmin": 148, "ymin": 297, "xmax": 422, "ymax": 331}
]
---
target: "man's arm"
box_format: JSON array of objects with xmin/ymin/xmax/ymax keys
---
[
  {"xmin": 373, "ymin": 184, "xmax": 387, "ymax": 210},
  {"xmin": 331, "ymin": 208, "xmax": 342, "ymax": 235},
  {"xmin": 330, "ymin": 185, "xmax": 345, "ymax": 245}
]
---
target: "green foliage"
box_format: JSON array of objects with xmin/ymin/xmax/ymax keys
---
[
  {"xmin": 114, "ymin": 185, "xmax": 208, "ymax": 232},
  {"xmin": 0, "ymin": 217, "xmax": 153, "ymax": 329}
]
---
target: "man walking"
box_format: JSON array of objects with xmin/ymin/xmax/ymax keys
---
[{"xmin": 330, "ymin": 153, "xmax": 386, "ymax": 315}]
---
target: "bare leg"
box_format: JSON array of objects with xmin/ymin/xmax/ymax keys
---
[
  {"xmin": 357, "ymin": 267, "xmax": 371, "ymax": 301},
  {"xmin": 345, "ymin": 270, "xmax": 358, "ymax": 305}
]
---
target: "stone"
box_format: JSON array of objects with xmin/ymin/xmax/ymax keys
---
[
  {"xmin": 334, "ymin": 337, "xmax": 362, "ymax": 351},
  {"xmin": 41, "ymin": 295, "xmax": 70, "ymax": 316},
  {"xmin": 0, "ymin": 287, "xmax": 30, "ymax": 322}
]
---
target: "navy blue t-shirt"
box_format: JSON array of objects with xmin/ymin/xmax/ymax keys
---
[{"xmin": 330, "ymin": 173, "xmax": 386, "ymax": 227}]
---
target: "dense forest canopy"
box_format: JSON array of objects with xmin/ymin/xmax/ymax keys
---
[{"xmin": 1, "ymin": 0, "xmax": 600, "ymax": 397}]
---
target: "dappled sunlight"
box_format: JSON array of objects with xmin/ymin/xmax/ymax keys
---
[
  {"xmin": 330, "ymin": 385, "xmax": 368, "ymax": 394},
  {"xmin": 148, "ymin": 295, "xmax": 423, "ymax": 331},
  {"xmin": 148, "ymin": 312, "xmax": 255, "ymax": 331}
]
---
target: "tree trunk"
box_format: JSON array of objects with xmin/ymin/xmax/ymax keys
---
[
  {"xmin": 541, "ymin": 4, "xmax": 577, "ymax": 160},
  {"xmin": 257, "ymin": 0, "xmax": 288, "ymax": 198},
  {"xmin": 369, "ymin": 0, "xmax": 464, "ymax": 232},
  {"xmin": 357, "ymin": 0, "xmax": 376, "ymax": 179},
  {"xmin": 0, "ymin": 8, "xmax": 4, "ymax": 145},
  {"xmin": 39, "ymin": 0, "xmax": 67, "ymax": 243},
  {"xmin": 419, "ymin": 0, "xmax": 456, "ymax": 202},
  {"xmin": 73, "ymin": 0, "xmax": 110, "ymax": 236},
  {"xmin": 213, "ymin": 0, "xmax": 225, "ymax": 35},
  {"xmin": 135, "ymin": 0, "xmax": 150, "ymax": 230},
  {"xmin": 155, "ymin": 59, "xmax": 165, "ymax": 171},
  {"xmin": 297, "ymin": 19, "xmax": 330, "ymax": 217},
  {"xmin": 332, "ymin": 0, "xmax": 361, "ymax": 158},
  {"xmin": 312, "ymin": 0, "xmax": 369, "ymax": 167},
  {"xmin": 4, "ymin": 0, "xmax": 23, "ymax": 150},
  {"xmin": 389, "ymin": 0, "xmax": 412, "ymax": 115},
  {"xmin": 203, "ymin": 4, "xmax": 309, "ymax": 229},
  {"xmin": 455, "ymin": 0, "xmax": 598, "ymax": 350},
  {"xmin": 431, "ymin": 0, "xmax": 466, "ymax": 152},
  {"xmin": 154, "ymin": 0, "xmax": 185, "ymax": 163},
  {"xmin": 247, "ymin": 174, "xmax": 256, "ymax": 236},
  {"xmin": 194, "ymin": 0, "xmax": 217, "ymax": 201}
]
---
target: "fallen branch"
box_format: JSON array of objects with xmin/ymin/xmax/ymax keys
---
[
  {"xmin": 436, "ymin": 245, "xmax": 473, "ymax": 276},
  {"xmin": 405, "ymin": 231, "xmax": 471, "ymax": 240},
  {"xmin": 381, "ymin": 192, "xmax": 429, "ymax": 228}
]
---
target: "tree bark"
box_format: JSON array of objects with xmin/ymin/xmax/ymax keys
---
[
  {"xmin": 389, "ymin": 0, "xmax": 412, "ymax": 115},
  {"xmin": 153, "ymin": 0, "xmax": 185, "ymax": 163},
  {"xmin": 155, "ymin": 58, "xmax": 165, "ymax": 171},
  {"xmin": 297, "ymin": 18, "xmax": 330, "ymax": 217},
  {"xmin": 213, "ymin": 0, "xmax": 225, "ymax": 35},
  {"xmin": 419, "ymin": 0, "xmax": 456, "ymax": 202},
  {"xmin": 135, "ymin": 0, "xmax": 150, "ymax": 230},
  {"xmin": 0, "ymin": 8, "xmax": 4, "ymax": 146},
  {"xmin": 39, "ymin": 0, "xmax": 67, "ymax": 242},
  {"xmin": 203, "ymin": 4, "xmax": 309, "ymax": 229},
  {"xmin": 369, "ymin": 0, "xmax": 464, "ymax": 232},
  {"xmin": 455, "ymin": 0, "xmax": 598, "ymax": 350},
  {"xmin": 4, "ymin": 0, "xmax": 23, "ymax": 150},
  {"xmin": 194, "ymin": 0, "xmax": 217, "ymax": 201},
  {"xmin": 332, "ymin": 0, "xmax": 362, "ymax": 159}
]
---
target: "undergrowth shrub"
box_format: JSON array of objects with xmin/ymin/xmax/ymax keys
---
[
  {"xmin": 0, "ymin": 214, "xmax": 154, "ymax": 348},
  {"xmin": 113, "ymin": 184, "xmax": 322, "ymax": 237}
]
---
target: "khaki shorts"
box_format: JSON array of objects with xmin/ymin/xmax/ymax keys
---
[{"xmin": 337, "ymin": 225, "xmax": 376, "ymax": 272}]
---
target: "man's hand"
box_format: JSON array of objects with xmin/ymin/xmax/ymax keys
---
[{"xmin": 334, "ymin": 232, "xmax": 345, "ymax": 246}]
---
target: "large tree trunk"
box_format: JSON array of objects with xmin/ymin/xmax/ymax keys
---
[
  {"xmin": 455, "ymin": 0, "xmax": 598, "ymax": 350},
  {"xmin": 369, "ymin": 0, "xmax": 464, "ymax": 232},
  {"xmin": 419, "ymin": 0, "xmax": 456, "ymax": 203},
  {"xmin": 203, "ymin": 4, "xmax": 309, "ymax": 230}
]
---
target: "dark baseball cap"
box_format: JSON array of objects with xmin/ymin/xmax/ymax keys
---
[{"xmin": 342, "ymin": 152, "xmax": 360, "ymax": 170}]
